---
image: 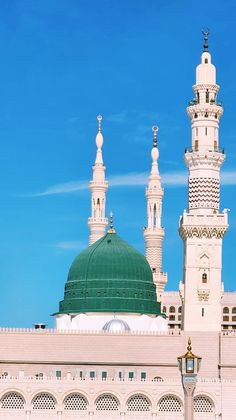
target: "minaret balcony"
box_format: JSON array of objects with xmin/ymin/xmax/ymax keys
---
[
  {"xmin": 180, "ymin": 211, "xmax": 228, "ymax": 227},
  {"xmin": 185, "ymin": 147, "xmax": 224, "ymax": 154},
  {"xmin": 88, "ymin": 217, "xmax": 108, "ymax": 224},
  {"xmin": 179, "ymin": 211, "xmax": 229, "ymax": 239},
  {"xmin": 186, "ymin": 103, "xmax": 223, "ymax": 119}
]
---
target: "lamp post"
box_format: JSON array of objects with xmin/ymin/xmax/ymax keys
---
[{"xmin": 177, "ymin": 338, "xmax": 201, "ymax": 420}]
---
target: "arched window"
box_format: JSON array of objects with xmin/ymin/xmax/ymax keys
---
[
  {"xmin": 162, "ymin": 306, "xmax": 166, "ymax": 313},
  {"xmin": 32, "ymin": 393, "xmax": 56, "ymax": 410},
  {"xmin": 158, "ymin": 395, "xmax": 182, "ymax": 412},
  {"xmin": 127, "ymin": 394, "xmax": 151, "ymax": 411},
  {"xmin": 153, "ymin": 204, "xmax": 157, "ymax": 227},
  {"xmin": 194, "ymin": 395, "xmax": 214, "ymax": 413},
  {"xmin": 1, "ymin": 392, "xmax": 25, "ymax": 409},
  {"xmin": 64, "ymin": 394, "xmax": 88, "ymax": 411},
  {"xmin": 206, "ymin": 89, "xmax": 209, "ymax": 103},
  {"xmin": 169, "ymin": 306, "xmax": 175, "ymax": 313},
  {"xmin": 202, "ymin": 273, "xmax": 207, "ymax": 283},
  {"xmin": 232, "ymin": 307, "xmax": 236, "ymax": 314},
  {"xmin": 178, "ymin": 306, "xmax": 182, "ymax": 313},
  {"xmin": 96, "ymin": 394, "xmax": 119, "ymax": 411},
  {"xmin": 223, "ymin": 307, "xmax": 229, "ymax": 314}
]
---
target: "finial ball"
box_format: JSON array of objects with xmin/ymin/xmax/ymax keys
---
[{"xmin": 151, "ymin": 146, "xmax": 159, "ymax": 162}]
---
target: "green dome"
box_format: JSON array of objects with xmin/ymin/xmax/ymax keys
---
[{"xmin": 58, "ymin": 232, "xmax": 161, "ymax": 315}]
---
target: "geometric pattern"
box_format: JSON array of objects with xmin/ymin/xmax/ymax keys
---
[
  {"xmin": 127, "ymin": 394, "xmax": 151, "ymax": 411},
  {"xmin": 64, "ymin": 393, "xmax": 88, "ymax": 410},
  {"xmin": 1, "ymin": 392, "xmax": 25, "ymax": 409},
  {"xmin": 96, "ymin": 394, "xmax": 119, "ymax": 410},
  {"xmin": 158, "ymin": 395, "xmax": 182, "ymax": 412},
  {"xmin": 194, "ymin": 395, "xmax": 214, "ymax": 412},
  {"xmin": 32, "ymin": 393, "xmax": 56, "ymax": 410}
]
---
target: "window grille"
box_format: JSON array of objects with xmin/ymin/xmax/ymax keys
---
[
  {"xmin": 64, "ymin": 394, "xmax": 88, "ymax": 410},
  {"xmin": 32, "ymin": 393, "xmax": 56, "ymax": 410},
  {"xmin": 194, "ymin": 396, "xmax": 214, "ymax": 413},
  {"xmin": 96, "ymin": 394, "xmax": 119, "ymax": 411},
  {"xmin": 127, "ymin": 394, "xmax": 151, "ymax": 411},
  {"xmin": 1, "ymin": 392, "xmax": 24, "ymax": 409},
  {"xmin": 158, "ymin": 395, "xmax": 182, "ymax": 412}
]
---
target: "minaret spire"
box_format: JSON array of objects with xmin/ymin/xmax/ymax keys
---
[
  {"xmin": 144, "ymin": 126, "xmax": 167, "ymax": 301},
  {"xmin": 179, "ymin": 34, "xmax": 228, "ymax": 331},
  {"xmin": 88, "ymin": 115, "xmax": 108, "ymax": 245}
]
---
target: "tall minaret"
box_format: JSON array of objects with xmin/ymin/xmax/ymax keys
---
[
  {"xmin": 88, "ymin": 115, "xmax": 108, "ymax": 245},
  {"xmin": 179, "ymin": 31, "xmax": 229, "ymax": 331},
  {"xmin": 144, "ymin": 126, "xmax": 167, "ymax": 301}
]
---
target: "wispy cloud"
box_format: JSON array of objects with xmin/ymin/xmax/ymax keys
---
[
  {"xmin": 32, "ymin": 180, "xmax": 88, "ymax": 197},
  {"xmin": 56, "ymin": 240, "xmax": 86, "ymax": 250},
  {"xmin": 28, "ymin": 170, "xmax": 236, "ymax": 198},
  {"xmin": 221, "ymin": 171, "xmax": 236, "ymax": 185}
]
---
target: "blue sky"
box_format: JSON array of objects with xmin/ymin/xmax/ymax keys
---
[{"xmin": 0, "ymin": 0, "xmax": 235, "ymax": 327}]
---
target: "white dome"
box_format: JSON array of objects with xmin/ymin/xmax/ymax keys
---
[{"xmin": 102, "ymin": 318, "xmax": 131, "ymax": 332}]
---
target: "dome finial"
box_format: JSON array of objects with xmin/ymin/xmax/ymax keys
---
[
  {"xmin": 97, "ymin": 114, "xmax": 102, "ymax": 132},
  {"xmin": 152, "ymin": 125, "xmax": 159, "ymax": 148},
  {"xmin": 151, "ymin": 126, "xmax": 159, "ymax": 165},
  {"xmin": 95, "ymin": 114, "xmax": 104, "ymax": 150},
  {"xmin": 108, "ymin": 211, "xmax": 116, "ymax": 234},
  {"xmin": 202, "ymin": 28, "xmax": 210, "ymax": 52}
]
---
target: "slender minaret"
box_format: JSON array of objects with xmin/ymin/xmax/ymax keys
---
[
  {"xmin": 144, "ymin": 126, "xmax": 167, "ymax": 301},
  {"xmin": 88, "ymin": 115, "xmax": 108, "ymax": 245},
  {"xmin": 179, "ymin": 31, "xmax": 229, "ymax": 331}
]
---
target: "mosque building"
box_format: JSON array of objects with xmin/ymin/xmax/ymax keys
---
[{"xmin": 0, "ymin": 33, "xmax": 236, "ymax": 419}]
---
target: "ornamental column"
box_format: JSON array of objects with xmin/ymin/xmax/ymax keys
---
[
  {"xmin": 144, "ymin": 126, "xmax": 167, "ymax": 301},
  {"xmin": 88, "ymin": 115, "xmax": 108, "ymax": 245},
  {"xmin": 179, "ymin": 31, "xmax": 228, "ymax": 331}
]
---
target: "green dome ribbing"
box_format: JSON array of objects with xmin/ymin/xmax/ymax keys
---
[{"xmin": 58, "ymin": 233, "xmax": 161, "ymax": 315}]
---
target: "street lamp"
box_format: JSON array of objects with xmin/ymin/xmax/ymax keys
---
[{"xmin": 177, "ymin": 337, "xmax": 201, "ymax": 420}]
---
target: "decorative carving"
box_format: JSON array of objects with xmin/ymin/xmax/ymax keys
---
[
  {"xmin": 198, "ymin": 289, "xmax": 210, "ymax": 302},
  {"xmin": 179, "ymin": 225, "xmax": 228, "ymax": 239},
  {"xmin": 185, "ymin": 152, "xmax": 225, "ymax": 168}
]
